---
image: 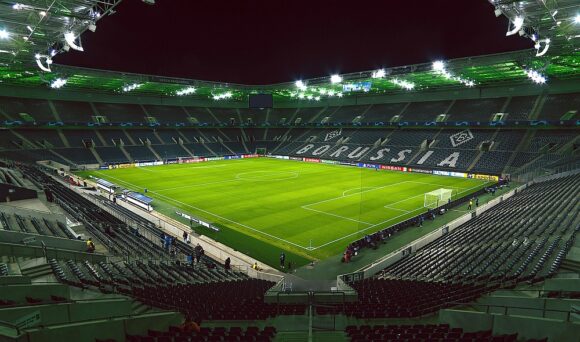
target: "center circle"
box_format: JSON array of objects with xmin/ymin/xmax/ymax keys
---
[{"xmin": 235, "ymin": 171, "xmax": 299, "ymax": 181}]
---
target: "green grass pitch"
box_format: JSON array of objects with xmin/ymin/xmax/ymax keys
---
[{"xmin": 77, "ymin": 158, "xmax": 490, "ymax": 269}]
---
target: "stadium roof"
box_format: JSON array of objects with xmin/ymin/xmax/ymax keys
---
[
  {"xmin": 0, "ymin": 0, "xmax": 121, "ymax": 69},
  {"xmin": 0, "ymin": 49, "xmax": 578, "ymax": 102},
  {"xmin": 0, "ymin": 0, "xmax": 578, "ymax": 102}
]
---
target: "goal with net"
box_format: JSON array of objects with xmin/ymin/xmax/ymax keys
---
[{"xmin": 424, "ymin": 188, "xmax": 453, "ymax": 209}]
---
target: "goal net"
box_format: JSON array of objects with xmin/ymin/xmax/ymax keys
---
[{"xmin": 424, "ymin": 188, "xmax": 453, "ymax": 209}]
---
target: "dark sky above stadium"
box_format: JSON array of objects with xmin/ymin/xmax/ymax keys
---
[{"xmin": 56, "ymin": 0, "xmax": 531, "ymax": 84}]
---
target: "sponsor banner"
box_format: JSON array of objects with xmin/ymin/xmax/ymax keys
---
[
  {"xmin": 380, "ymin": 165, "xmax": 405, "ymax": 172},
  {"xmin": 449, "ymin": 171, "xmax": 468, "ymax": 178},
  {"xmin": 136, "ymin": 161, "xmax": 164, "ymax": 167},
  {"xmin": 433, "ymin": 170, "xmax": 451, "ymax": 177},
  {"xmin": 165, "ymin": 159, "xmax": 178, "ymax": 164},
  {"xmin": 338, "ymin": 161, "xmax": 357, "ymax": 166},
  {"xmin": 321, "ymin": 159, "xmax": 338, "ymax": 165},
  {"xmin": 289, "ymin": 157, "xmax": 303, "ymax": 161},
  {"xmin": 205, "ymin": 157, "xmax": 224, "ymax": 161},
  {"xmin": 357, "ymin": 163, "xmax": 379, "ymax": 169},
  {"xmin": 433, "ymin": 170, "xmax": 468, "ymax": 178},
  {"xmin": 225, "ymin": 155, "xmax": 241, "ymax": 160},
  {"xmin": 100, "ymin": 166, "xmax": 109, "ymax": 170},
  {"xmin": 180, "ymin": 157, "xmax": 205, "ymax": 164},
  {"xmin": 242, "ymin": 154, "xmax": 259, "ymax": 158},
  {"xmin": 304, "ymin": 158, "xmax": 321, "ymax": 163},
  {"xmin": 408, "ymin": 168, "xmax": 433, "ymax": 174},
  {"xmin": 469, "ymin": 173, "xmax": 499, "ymax": 181}
]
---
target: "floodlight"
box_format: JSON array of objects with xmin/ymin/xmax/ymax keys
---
[
  {"xmin": 506, "ymin": 16, "xmax": 524, "ymax": 36},
  {"xmin": 50, "ymin": 78, "xmax": 67, "ymax": 89},
  {"xmin": 314, "ymin": 96, "xmax": 321, "ymax": 101},
  {"xmin": 122, "ymin": 83, "xmax": 141, "ymax": 92},
  {"xmin": 0, "ymin": 29, "xmax": 9, "ymax": 39},
  {"xmin": 432, "ymin": 61, "xmax": 446, "ymax": 71},
  {"xmin": 88, "ymin": 23, "xmax": 97, "ymax": 32},
  {"xmin": 176, "ymin": 87, "xmax": 196, "ymax": 96},
  {"xmin": 575, "ymin": 14, "xmax": 580, "ymax": 24},
  {"xmin": 295, "ymin": 80, "xmax": 306, "ymax": 90},
  {"xmin": 12, "ymin": 3, "xmax": 23, "ymax": 10},
  {"xmin": 535, "ymin": 38, "xmax": 550, "ymax": 57},
  {"xmin": 39, "ymin": 11, "xmax": 46, "ymax": 17},
  {"xmin": 64, "ymin": 32, "xmax": 83, "ymax": 51},
  {"xmin": 392, "ymin": 78, "xmax": 415, "ymax": 90},
  {"xmin": 371, "ymin": 69, "xmax": 386, "ymax": 78},
  {"xmin": 330, "ymin": 74, "xmax": 342, "ymax": 84},
  {"xmin": 526, "ymin": 69, "xmax": 547, "ymax": 84},
  {"xmin": 494, "ymin": 8, "xmax": 502, "ymax": 17},
  {"xmin": 337, "ymin": 93, "xmax": 343, "ymax": 98},
  {"xmin": 35, "ymin": 54, "xmax": 52, "ymax": 72},
  {"xmin": 298, "ymin": 93, "xmax": 305, "ymax": 99}
]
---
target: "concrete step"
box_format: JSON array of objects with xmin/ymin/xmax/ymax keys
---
[
  {"xmin": 561, "ymin": 259, "xmax": 580, "ymax": 273},
  {"xmin": 21, "ymin": 262, "xmax": 52, "ymax": 279}
]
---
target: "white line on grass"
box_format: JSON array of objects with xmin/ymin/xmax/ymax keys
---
[
  {"xmin": 310, "ymin": 181, "xmax": 490, "ymax": 250},
  {"xmin": 301, "ymin": 206, "xmax": 374, "ymax": 226},
  {"xmin": 94, "ymin": 169, "xmax": 490, "ymax": 252},
  {"xmin": 94, "ymin": 171, "xmax": 312, "ymax": 251},
  {"xmin": 303, "ymin": 181, "xmax": 412, "ymax": 208},
  {"xmin": 156, "ymin": 179, "xmax": 241, "ymax": 192}
]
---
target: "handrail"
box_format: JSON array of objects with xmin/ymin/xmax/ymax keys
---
[{"xmin": 447, "ymin": 301, "xmax": 575, "ymax": 322}]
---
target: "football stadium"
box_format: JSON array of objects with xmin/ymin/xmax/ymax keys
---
[{"xmin": 0, "ymin": 0, "xmax": 579, "ymax": 341}]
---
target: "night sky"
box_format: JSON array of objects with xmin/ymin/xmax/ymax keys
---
[{"xmin": 56, "ymin": 0, "xmax": 531, "ymax": 84}]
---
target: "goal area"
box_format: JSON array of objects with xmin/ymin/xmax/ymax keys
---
[{"xmin": 424, "ymin": 188, "xmax": 453, "ymax": 209}]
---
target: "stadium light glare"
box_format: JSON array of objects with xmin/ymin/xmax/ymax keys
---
[
  {"xmin": 50, "ymin": 78, "xmax": 67, "ymax": 89},
  {"xmin": 371, "ymin": 69, "xmax": 386, "ymax": 78},
  {"xmin": 525, "ymin": 69, "xmax": 547, "ymax": 84},
  {"xmin": 392, "ymin": 78, "xmax": 415, "ymax": 90},
  {"xmin": 212, "ymin": 91, "xmax": 233, "ymax": 100},
  {"xmin": 330, "ymin": 74, "xmax": 342, "ymax": 84},
  {"xmin": 122, "ymin": 83, "xmax": 141, "ymax": 92},
  {"xmin": 506, "ymin": 16, "xmax": 524, "ymax": 36},
  {"xmin": 337, "ymin": 92, "xmax": 343, "ymax": 98},
  {"xmin": 295, "ymin": 80, "xmax": 307, "ymax": 90},
  {"xmin": 575, "ymin": 14, "xmax": 580, "ymax": 24},
  {"xmin": 534, "ymin": 38, "xmax": 550, "ymax": 57},
  {"xmin": 432, "ymin": 61, "xmax": 446, "ymax": 71},
  {"xmin": 64, "ymin": 32, "xmax": 83, "ymax": 51},
  {"xmin": 0, "ymin": 29, "xmax": 9, "ymax": 39},
  {"xmin": 176, "ymin": 86, "xmax": 196, "ymax": 96},
  {"xmin": 12, "ymin": 3, "xmax": 24, "ymax": 10},
  {"xmin": 298, "ymin": 93, "xmax": 305, "ymax": 99},
  {"xmin": 35, "ymin": 54, "xmax": 52, "ymax": 72},
  {"xmin": 314, "ymin": 96, "xmax": 321, "ymax": 101}
]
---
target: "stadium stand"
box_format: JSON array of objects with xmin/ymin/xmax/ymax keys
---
[
  {"xmin": 538, "ymin": 93, "xmax": 579, "ymax": 120},
  {"xmin": 92, "ymin": 103, "xmax": 148, "ymax": 123},
  {"xmin": 400, "ymin": 100, "xmax": 451, "ymax": 121}
]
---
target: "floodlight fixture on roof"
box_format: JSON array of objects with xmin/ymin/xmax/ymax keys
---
[
  {"xmin": 535, "ymin": 38, "xmax": 550, "ymax": 57},
  {"xmin": 50, "ymin": 78, "xmax": 67, "ymax": 89},
  {"xmin": 575, "ymin": 14, "xmax": 580, "ymax": 24},
  {"xmin": 371, "ymin": 69, "xmax": 386, "ymax": 78},
  {"xmin": 295, "ymin": 80, "xmax": 307, "ymax": 90},
  {"xmin": 0, "ymin": 29, "xmax": 9, "ymax": 40},
  {"xmin": 176, "ymin": 86, "xmax": 196, "ymax": 96},
  {"xmin": 330, "ymin": 74, "xmax": 342, "ymax": 84},
  {"xmin": 35, "ymin": 54, "xmax": 52, "ymax": 72},
  {"xmin": 64, "ymin": 32, "xmax": 84, "ymax": 51},
  {"xmin": 506, "ymin": 16, "xmax": 524, "ymax": 36}
]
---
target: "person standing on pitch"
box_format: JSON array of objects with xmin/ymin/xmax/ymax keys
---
[
  {"xmin": 468, "ymin": 199, "xmax": 473, "ymax": 210},
  {"xmin": 280, "ymin": 252, "xmax": 286, "ymax": 269}
]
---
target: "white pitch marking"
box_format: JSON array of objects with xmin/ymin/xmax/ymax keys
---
[
  {"xmin": 309, "ymin": 181, "xmax": 491, "ymax": 250},
  {"xmin": 342, "ymin": 187, "xmax": 377, "ymax": 197},
  {"xmin": 301, "ymin": 206, "xmax": 374, "ymax": 226},
  {"xmin": 303, "ymin": 181, "xmax": 412, "ymax": 208},
  {"xmin": 94, "ymin": 171, "xmax": 312, "ymax": 251}
]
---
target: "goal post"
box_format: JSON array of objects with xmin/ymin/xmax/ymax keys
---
[{"xmin": 424, "ymin": 188, "xmax": 454, "ymax": 209}]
